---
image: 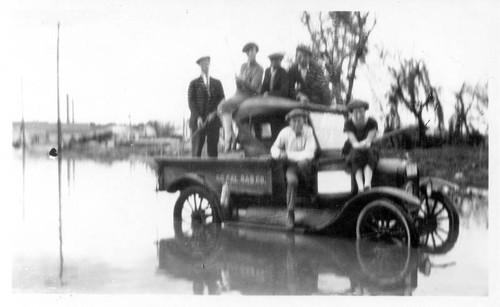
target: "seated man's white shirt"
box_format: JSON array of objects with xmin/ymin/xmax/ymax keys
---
[{"xmin": 270, "ymin": 125, "xmax": 317, "ymax": 162}]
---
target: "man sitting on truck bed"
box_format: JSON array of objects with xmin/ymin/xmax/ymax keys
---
[{"xmin": 270, "ymin": 108, "xmax": 317, "ymax": 230}]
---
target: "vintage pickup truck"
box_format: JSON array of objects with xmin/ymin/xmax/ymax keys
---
[{"xmin": 156, "ymin": 97, "xmax": 459, "ymax": 250}]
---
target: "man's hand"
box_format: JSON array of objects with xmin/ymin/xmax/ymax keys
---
[
  {"xmin": 296, "ymin": 92, "xmax": 310, "ymax": 103},
  {"xmin": 197, "ymin": 117, "xmax": 203, "ymax": 128},
  {"xmin": 206, "ymin": 112, "xmax": 216, "ymax": 122},
  {"xmin": 359, "ymin": 140, "xmax": 371, "ymax": 149},
  {"xmin": 235, "ymin": 76, "xmax": 244, "ymax": 89},
  {"xmin": 353, "ymin": 141, "xmax": 371, "ymax": 150}
]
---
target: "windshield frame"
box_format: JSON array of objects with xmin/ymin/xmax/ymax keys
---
[{"xmin": 308, "ymin": 111, "xmax": 347, "ymax": 154}]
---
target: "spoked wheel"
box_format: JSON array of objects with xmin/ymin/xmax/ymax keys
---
[
  {"xmin": 174, "ymin": 186, "xmax": 221, "ymax": 237},
  {"xmin": 417, "ymin": 191, "xmax": 459, "ymax": 254},
  {"xmin": 356, "ymin": 199, "xmax": 417, "ymax": 248}
]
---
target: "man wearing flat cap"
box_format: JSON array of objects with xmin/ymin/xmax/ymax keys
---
[
  {"xmin": 288, "ymin": 45, "xmax": 331, "ymax": 106},
  {"xmin": 218, "ymin": 42, "xmax": 264, "ymax": 152},
  {"xmin": 188, "ymin": 56, "xmax": 225, "ymax": 157},
  {"xmin": 238, "ymin": 42, "xmax": 264, "ymax": 94},
  {"xmin": 261, "ymin": 53, "xmax": 289, "ymax": 98},
  {"xmin": 271, "ymin": 108, "xmax": 317, "ymax": 230}
]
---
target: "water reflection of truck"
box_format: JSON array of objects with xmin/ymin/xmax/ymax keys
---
[
  {"xmin": 156, "ymin": 224, "xmax": 452, "ymax": 295},
  {"xmin": 156, "ymin": 97, "xmax": 460, "ymax": 251}
]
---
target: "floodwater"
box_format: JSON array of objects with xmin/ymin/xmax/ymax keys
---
[{"xmin": 11, "ymin": 151, "xmax": 489, "ymax": 296}]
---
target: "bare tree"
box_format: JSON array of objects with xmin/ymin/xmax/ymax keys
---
[
  {"xmin": 302, "ymin": 11, "xmax": 376, "ymax": 105},
  {"xmin": 450, "ymin": 82, "xmax": 488, "ymax": 143},
  {"xmin": 387, "ymin": 59, "xmax": 444, "ymax": 145}
]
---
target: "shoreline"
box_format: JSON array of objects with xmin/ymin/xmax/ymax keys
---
[{"xmin": 14, "ymin": 144, "xmax": 488, "ymax": 191}]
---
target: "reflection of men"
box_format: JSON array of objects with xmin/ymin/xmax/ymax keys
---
[
  {"xmin": 188, "ymin": 56, "xmax": 225, "ymax": 157},
  {"xmin": 288, "ymin": 45, "xmax": 330, "ymax": 106},
  {"xmin": 271, "ymin": 109, "xmax": 317, "ymax": 230},
  {"xmin": 218, "ymin": 42, "xmax": 264, "ymax": 152},
  {"xmin": 261, "ymin": 53, "xmax": 288, "ymax": 98}
]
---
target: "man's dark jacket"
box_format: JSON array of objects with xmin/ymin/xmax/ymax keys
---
[
  {"xmin": 188, "ymin": 76, "xmax": 225, "ymax": 131},
  {"xmin": 288, "ymin": 62, "xmax": 331, "ymax": 106},
  {"xmin": 260, "ymin": 66, "xmax": 289, "ymax": 98}
]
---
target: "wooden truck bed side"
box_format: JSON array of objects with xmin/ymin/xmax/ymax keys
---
[{"xmin": 156, "ymin": 156, "xmax": 279, "ymax": 196}]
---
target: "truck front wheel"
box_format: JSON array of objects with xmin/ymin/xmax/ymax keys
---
[{"xmin": 356, "ymin": 199, "xmax": 417, "ymax": 248}]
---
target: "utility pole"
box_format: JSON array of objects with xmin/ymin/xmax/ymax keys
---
[
  {"xmin": 56, "ymin": 22, "xmax": 64, "ymax": 285},
  {"xmin": 21, "ymin": 78, "xmax": 25, "ymax": 149},
  {"xmin": 66, "ymin": 94, "xmax": 70, "ymax": 124},
  {"xmin": 57, "ymin": 23, "xmax": 62, "ymax": 154},
  {"xmin": 21, "ymin": 78, "xmax": 25, "ymax": 220},
  {"xmin": 72, "ymin": 99, "xmax": 74, "ymax": 124},
  {"xmin": 182, "ymin": 117, "xmax": 185, "ymax": 140},
  {"xmin": 129, "ymin": 113, "xmax": 134, "ymax": 154}
]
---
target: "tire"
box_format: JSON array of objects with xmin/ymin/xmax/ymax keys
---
[
  {"xmin": 417, "ymin": 190, "xmax": 460, "ymax": 254},
  {"xmin": 356, "ymin": 199, "xmax": 418, "ymax": 248},
  {"xmin": 174, "ymin": 185, "xmax": 222, "ymax": 226}
]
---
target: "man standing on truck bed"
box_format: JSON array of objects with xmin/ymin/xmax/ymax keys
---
[
  {"xmin": 288, "ymin": 45, "xmax": 331, "ymax": 106},
  {"xmin": 271, "ymin": 108, "xmax": 317, "ymax": 230},
  {"xmin": 218, "ymin": 42, "xmax": 264, "ymax": 152},
  {"xmin": 188, "ymin": 56, "xmax": 225, "ymax": 157},
  {"xmin": 261, "ymin": 52, "xmax": 288, "ymax": 98}
]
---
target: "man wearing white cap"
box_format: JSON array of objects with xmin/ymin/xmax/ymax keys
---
[
  {"xmin": 188, "ymin": 56, "xmax": 225, "ymax": 157},
  {"xmin": 271, "ymin": 108, "xmax": 317, "ymax": 230}
]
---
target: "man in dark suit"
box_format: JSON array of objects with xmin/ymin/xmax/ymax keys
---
[
  {"xmin": 288, "ymin": 45, "xmax": 331, "ymax": 106},
  {"xmin": 261, "ymin": 53, "xmax": 288, "ymax": 98},
  {"xmin": 188, "ymin": 56, "xmax": 225, "ymax": 157}
]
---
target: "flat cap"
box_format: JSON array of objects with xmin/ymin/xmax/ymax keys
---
[
  {"xmin": 268, "ymin": 52, "xmax": 284, "ymax": 60},
  {"xmin": 347, "ymin": 99, "xmax": 369, "ymax": 111},
  {"xmin": 196, "ymin": 56, "xmax": 210, "ymax": 65},
  {"xmin": 242, "ymin": 42, "xmax": 259, "ymax": 53},
  {"xmin": 296, "ymin": 45, "xmax": 312, "ymax": 56},
  {"xmin": 285, "ymin": 108, "xmax": 309, "ymax": 121}
]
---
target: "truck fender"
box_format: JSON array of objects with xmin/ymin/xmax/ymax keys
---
[
  {"xmin": 316, "ymin": 187, "xmax": 421, "ymax": 233},
  {"xmin": 166, "ymin": 173, "xmax": 222, "ymax": 200},
  {"xmin": 345, "ymin": 186, "xmax": 421, "ymax": 213},
  {"xmin": 419, "ymin": 177, "xmax": 459, "ymax": 194}
]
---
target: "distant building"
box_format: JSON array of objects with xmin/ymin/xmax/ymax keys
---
[{"xmin": 12, "ymin": 122, "xmax": 157, "ymax": 148}]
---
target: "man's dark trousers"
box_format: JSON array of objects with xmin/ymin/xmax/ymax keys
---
[
  {"xmin": 285, "ymin": 160, "xmax": 313, "ymax": 211},
  {"xmin": 191, "ymin": 126, "xmax": 219, "ymax": 157}
]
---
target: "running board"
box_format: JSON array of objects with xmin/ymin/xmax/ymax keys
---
[{"xmin": 234, "ymin": 207, "xmax": 338, "ymax": 231}]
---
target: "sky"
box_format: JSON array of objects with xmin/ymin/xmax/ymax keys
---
[{"xmin": 1, "ymin": 0, "xmax": 499, "ymax": 130}]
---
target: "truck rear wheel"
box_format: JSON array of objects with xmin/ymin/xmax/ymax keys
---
[{"xmin": 174, "ymin": 186, "xmax": 221, "ymax": 226}]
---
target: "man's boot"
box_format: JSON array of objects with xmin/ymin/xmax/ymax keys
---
[{"xmin": 286, "ymin": 182, "xmax": 297, "ymax": 231}]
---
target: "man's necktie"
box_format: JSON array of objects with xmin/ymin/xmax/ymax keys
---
[{"xmin": 270, "ymin": 69, "xmax": 276, "ymax": 92}]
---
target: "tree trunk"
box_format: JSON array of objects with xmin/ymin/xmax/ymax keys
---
[
  {"xmin": 345, "ymin": 35, "xmax": 364, "ymax": 104},
  {"xmin": 417, "ymin": 116, "xmax": 427, "ymax": 147}
]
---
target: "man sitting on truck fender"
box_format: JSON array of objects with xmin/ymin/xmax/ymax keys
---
[{"xmin": 270, "ymin": 108, "xmax": 317, "ymax": 230}]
